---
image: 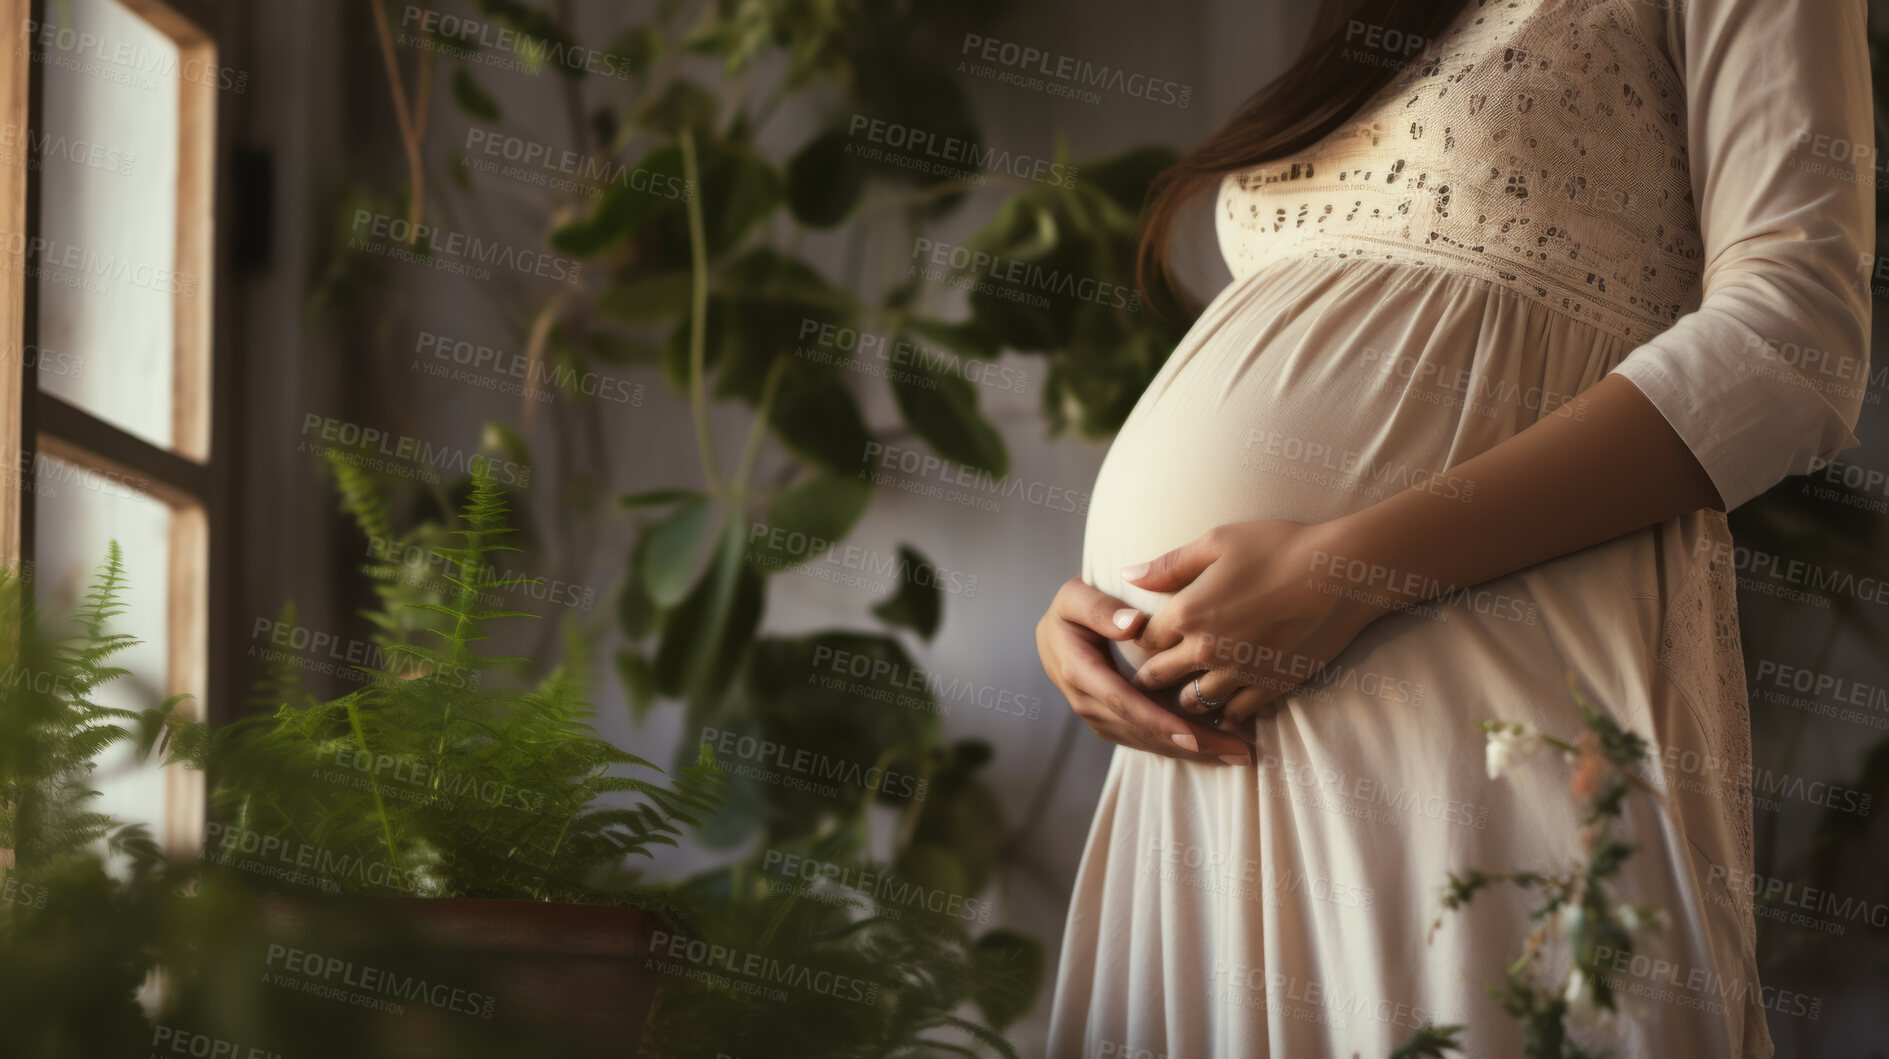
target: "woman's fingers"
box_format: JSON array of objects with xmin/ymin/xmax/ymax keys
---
[
  {"xmin": 1038, "ymin": 579, "xmax": 1256, "ymax": 765},
  {"xmin": 1133, "ymin": 578, "xmax": 1209, "ymax": 655},
  {"xmin": 1064, "ymin": 688, "xmax": 1185, "ymax": 758},
  {"xmin": 1220, "ymin": 683, "xmax": 1278, "ymax": 727},
  {"xmin": 1062, "ymin": 636, "xmax": 1250, "ymax": 765},
  {"xmin": 1121, "ymin": 529, "xmax": 1223, "ymax": 593},
  {"xmin": 1130, "ymin": 638, "xmax": 1208, "ymax": 692},
  {"xmin": 1188, "ymin": 665, "xmax": 1247, "ymax": 711},
  {"xmin": 1053, "ymin": 576, "xmax": 1147, "ymax": 640}
]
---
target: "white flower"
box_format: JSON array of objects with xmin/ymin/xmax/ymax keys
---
[
  {"xmin": 1564, "ymin": 966, "xmax": 1615, "ymax": 1031},
  {"xmin": 1484, "ymin": 722, "xmax": 1544, "ymax": 780},
  {"xmin": 1556, "ymin": 901, "xmax": 1584, "ymax": 938}
]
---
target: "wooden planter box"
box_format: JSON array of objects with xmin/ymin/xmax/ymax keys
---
[{"xmin": 246, "ymin": 896, "xmax": 664, "ymax": 1057}]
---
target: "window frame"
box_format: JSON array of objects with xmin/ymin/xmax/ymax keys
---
[{"xmin": 3, "ymin": 0, "xmax": 234, "ymax": 857}]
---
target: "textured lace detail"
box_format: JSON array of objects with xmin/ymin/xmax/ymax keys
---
[
  {"xmin": 1659, "ymin": 508, "xmax": 1757, "ymax": 950},
  {"xmin": 1218, "ymin": 0, "xmax": 1701, "ymax": 344}
]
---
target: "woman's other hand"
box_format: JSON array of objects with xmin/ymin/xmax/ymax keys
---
[
  {"xmin": 1124, "ymin": 519, "xmax": 1386, "ymax": 727},
  {"xmin": 1036, "ymin": 576, "xmax": 1254, "ymax": 766}
]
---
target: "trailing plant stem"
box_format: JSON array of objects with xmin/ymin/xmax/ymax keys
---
[
  {"xmin": 730, "ymin": 358, "xmax": 787, "ymax": 499},
  {"xmin": 368, "ymin": 0, "xmax": 428, "ymax": 241},
  {"xmin": 680, "ymin": 130, "xmax": 722, "ymax": 494}
]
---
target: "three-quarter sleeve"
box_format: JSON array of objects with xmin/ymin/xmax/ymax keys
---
[{"xmin": 1608, "ymin": 0, "xmax": 1875, "ymax": 511}]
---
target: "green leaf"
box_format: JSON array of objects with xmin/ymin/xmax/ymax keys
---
[
  {"xmin": 871, "ymin": 545, "xmax": 944, "ymax": 640},
  {"xmin": 719, "ymin": 246, "xmax": 848, "ymax": 306},
  {"xmin": 618, "ymin": 533, "xmax": 660, "ymax": 641},
  {"xmin": 737, "ymin": 632, "xmax": 940, "ymax": 828},
  {"xmin": 549, "ymin": 147, "xmax": 687, "ymax": 257},
  {"xmin": 131, "ymin": 693, "xmax": 191, "ymax": 764},
  {"xmin": 641, "ymin": 498, "xmax": 717, "ymax": 606},
  {"xmin": 617, "ymin": 649, "xmax": 657, "ymax": 723},
  {"xmin": 969, "ymin": 929, "xmax": 1046, "ymax": 1032},
  {"xmin": 768, "ymin": 371, "xmax": 873, "ymax": 476},
  {"xmin": 1044, "ymin": 319, "xmax": 1176, "ymax": 438},
  {"xmin": 603, "ymin": 25, "xmax": 659, "ymax": 77},
  {"xmin": 1391, "ymin": 1023, "xmax": 1466, "ymax": 1059},
  {"xmin": 700, "ymin": 148, "xmax": 783, "ymax": 256},
  {"xmin": 889, "ymin": 337, "xmax": 1009, "ymax": 477},
  {"xmin": 598, "ymin": 269, "xmax": 693, "ymax": 323},
  {"xmin": 450, "ymin": 65, "xmax": 501, "ymax": 121},
  {"xmin": 785, "ymin": 128, "xmax": 866, "ymax": 229},
  {"xmin": 906, "ymin": 316, "xmax": 1003, "ymax": 363},
  {"xmin": 903, "ymin": 743, "xmax": 1004, "ymax": 888},
  {"xmin": 660, "ymin": 261, "xmax": 841, "ymax": 404},
  {"xmin": 962, "ymin": 202, "xmax": 1075, "ymax": 354},
  {"xmin": 653, "ymin": 518, "xmax": 765, "ymax": 707},
  {"xmin": 635, "ymin": 78, "xmax": 720, "ymax": 137},
  {"xmin": 746, "ymin": 471, "xmax": 873, "ymax": 574},
  {"xmin": 851, "ymin": 53, "xmax": 980, "ymax": 203},
  {"xmin": 663, "ymin": 297, "xmax": 729, "ymax": 390},
  {"xmin": 893, "ymin": 843, "xmax": 969, "ymax": 904},
  {"xmin": 701, "ymin": 249, "xmax": 855, "ymax": 404},
  {"xmin": 473, "ymin": 0, "xmax": 582, "ymax": 78}
]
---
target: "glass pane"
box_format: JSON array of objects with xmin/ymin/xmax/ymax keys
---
[
  {"xmin": 31, "ymin": 455, "xmax": 178, "ymax": 860},
  {"xmin": 31, "ymin": 0, "xmax": 182, "ymax": 449}
]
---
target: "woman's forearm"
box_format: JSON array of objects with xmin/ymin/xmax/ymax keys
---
[{"xmin": 1328, "ymin": 374, "xmax": 1723, "ymax": 614}]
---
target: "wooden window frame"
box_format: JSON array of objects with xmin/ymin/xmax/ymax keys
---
[{"xmin": 2, "ymin": 0, "xmax": 229, "ymax": 857}]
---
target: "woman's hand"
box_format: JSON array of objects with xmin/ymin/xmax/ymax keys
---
[
  {"xmin": 1036, "ymin": 577, "xmax": 1254, "ymax": 766},
  {"xmin": 1124, "ymin": 519, "xmax": 1386, "ymax": 727}
]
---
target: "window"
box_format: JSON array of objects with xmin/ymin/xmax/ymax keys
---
[{"xmin": 3, "ymin": 0, "xmax": 225, "ymax": 860}]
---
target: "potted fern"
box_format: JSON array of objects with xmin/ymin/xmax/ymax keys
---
[
  {"xmin": 160, "ymin": 457, "xmax": 725, "ymax": 1055},
  {"xmin": 0, "ymin": 534, "xmax": 676, "ymax": 1056}
]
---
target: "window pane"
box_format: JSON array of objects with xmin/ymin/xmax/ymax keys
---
[
  {"xmin": 31, "ymin": 454, "xmax": 178, "ymax": 859},
  {"xmin": 31, "ymin": 0, "xmax": 182, "ymax": 450}
]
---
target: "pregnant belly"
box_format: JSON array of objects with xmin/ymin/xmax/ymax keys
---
[{"xmin": 1079, "ymin": 258, "xmax": 1625, "ymax": 640}]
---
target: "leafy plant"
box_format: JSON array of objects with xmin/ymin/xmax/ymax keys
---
[
  {"xmin": 182, "ymin": 456, "xmax": 723, "ymax": 904},
  {"xmin": 639, "ymin": 824, "xmax": 1041, "ymax": 1059},
  {"xmin": 1396, "ymin": 676, "xmax": 1667, "ymax": 1059},
  {"xmin": 0, "ymin": 549, "xmax": 192, "ymax": 1056}
]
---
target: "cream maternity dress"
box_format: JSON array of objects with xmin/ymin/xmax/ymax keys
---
[{"xmin": 1051, "ymin": 0, "xmax": 1873, "ymax": 1056}]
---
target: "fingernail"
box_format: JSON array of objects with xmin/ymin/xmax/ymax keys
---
[
  {"xmin": 1170, "ymin": 733, "xmax": 1198, "ymax": 753},
  {"xmin": 1112, "ymin": 608, "xmax": 1138, "ymax": 629},
  {"xmin": 1121, "ymin": 562, "xmax": 1150, "ymax": 582},
  {"xmin": 1220, "ymin": 754, "xmax": 1250, "ymax": 766}
]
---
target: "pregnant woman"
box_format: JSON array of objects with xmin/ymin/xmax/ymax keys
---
[{"xmin": 1037, "ymin": 0, "xmax": 1872, "ymax": 1055}]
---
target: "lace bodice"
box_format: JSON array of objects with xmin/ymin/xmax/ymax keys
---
[{"xmin": 1218, "ymin": 0, "xmax": 1703, "ymax": 344}]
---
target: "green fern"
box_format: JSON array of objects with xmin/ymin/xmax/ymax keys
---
[
  {"xmin": 191, "ymin": 456, "xmax": 723, "ymax": 904},
  {"xmin": 0, "ymin": 548, "xmax": 183, "ymax": 870},
  {"xmin": 0, "ymin": 555, "xmax": 183, "ymax": 1054}
]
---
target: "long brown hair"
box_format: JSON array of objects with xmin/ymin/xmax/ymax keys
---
[{"xmin": 1136, "ymin": 0, "xmax": 1474, "ymax": 313}]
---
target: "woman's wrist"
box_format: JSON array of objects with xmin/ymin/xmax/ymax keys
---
[
  {"xmin": 1302, "ymin": 509, "xmax": 1422, "ymax": 623},
  {"xmin": 1321, "ymin": 486, "xmax": 1479, "ymax": 618}
]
